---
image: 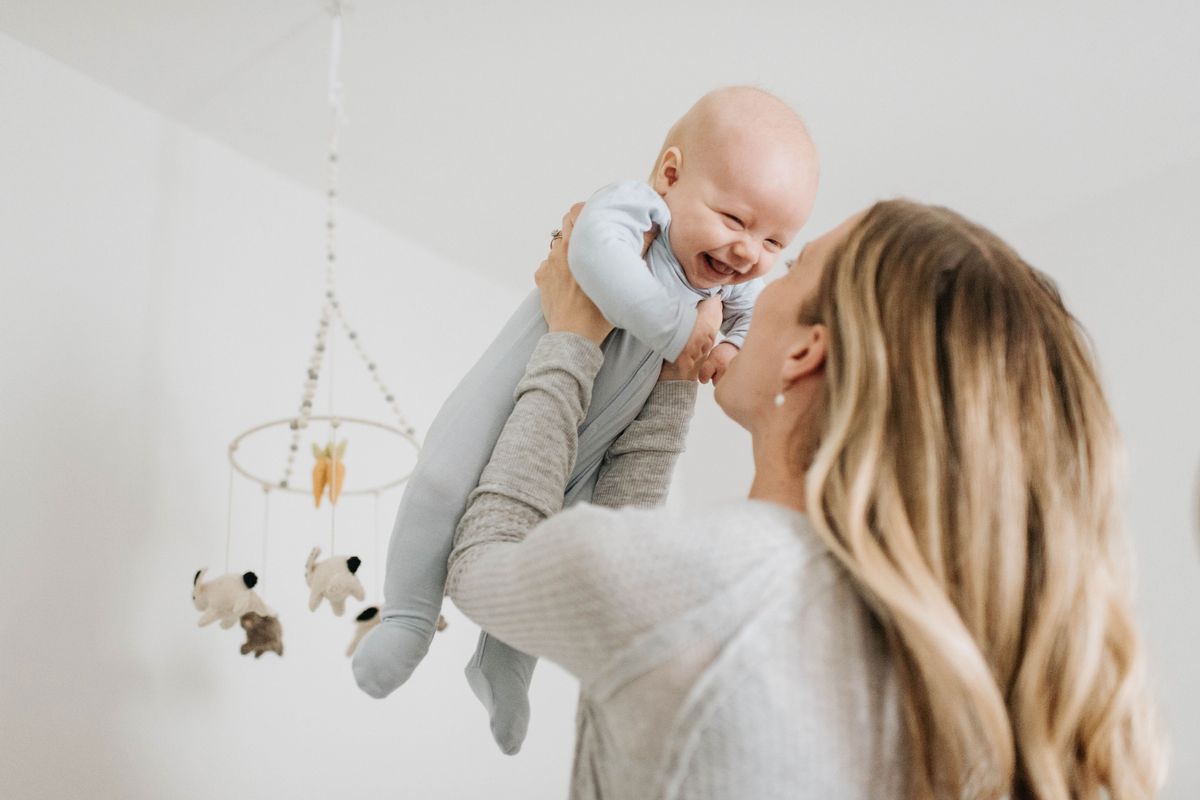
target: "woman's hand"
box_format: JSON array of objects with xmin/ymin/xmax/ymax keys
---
[
  {"xmin": 658, "ymin": 296, "xmax": 723, "ymax": 382},
  {"xmin": 657, "ymin": 357, "xmax": 696, "ymax": 382},
  {"xmin": 536, "ymin": 204, "xmax": 614, "ymax": 346}
]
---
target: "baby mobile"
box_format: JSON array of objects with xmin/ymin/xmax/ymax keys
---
[{"xmin": 191, "ymin": 0, "xmax": 440, "ymax": 659}]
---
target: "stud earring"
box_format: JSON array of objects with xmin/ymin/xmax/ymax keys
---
[{"xmin": 774, "ymin": 392, "xmax": 785, "ymax": 408}]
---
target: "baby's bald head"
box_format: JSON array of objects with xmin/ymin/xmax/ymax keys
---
[
  {"xmin": 648, "ymin": 88, "xmax": 820, "ymax": 290},
  {"xmin": 653, "ymin": 86, "xmax": 817, "ymax": 181}
]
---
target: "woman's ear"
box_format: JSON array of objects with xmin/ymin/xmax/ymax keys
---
[
  {"xmin": 780, "ymin": 324, "xmax": 828, "ymax": 388},
  {"xmin": 652, "ymin": 147, "xmax": 682, "ymax": 195}
]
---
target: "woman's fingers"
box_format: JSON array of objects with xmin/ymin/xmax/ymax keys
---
[
  {"xmin": 548, "ymin": 204, "xmax": 585, "ymax": 259},
  {"xmin": 536, "ymin": 202, "xmax": 613, "ymax": 345},
  {"xmin": 561, "ymin": 203, "xmax": 584, "ymax": 240},
  {"xmin": 540, "ymin": 202, "xmax": 584, "ymax": 281},
  {"xmin": 546, "ymin": 203, "xmax": 583, "ymax": 267}
]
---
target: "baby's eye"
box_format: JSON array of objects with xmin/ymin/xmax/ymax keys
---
[
  {"xmin": 764, "ymin": 239, "xmax": 783, "ymax": 252},
  {"xmin": 721, "ymin": 213, "xmax": 745, "ymax": 230}
]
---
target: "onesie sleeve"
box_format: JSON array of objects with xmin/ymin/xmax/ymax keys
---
[
  {"xmin": 445, "ymin": 333, "xmax": 701, "ymax": 683},
  {"xmin": 568, "ymin": 181, "xmax": 698, "ymax": 360},
  {"xmin": 718, "ymin": 277, "xmax": 764, "ymax": 349}
]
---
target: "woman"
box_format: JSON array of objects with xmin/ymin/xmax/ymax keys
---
[{"xmin": 446, "ymin": 200, "xmax": 1164, "ymax": 799}]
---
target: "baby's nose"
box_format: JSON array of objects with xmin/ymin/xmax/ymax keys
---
[{"xmin": 730, "ymin": 238, "xmax": 760, "ymax": 271}]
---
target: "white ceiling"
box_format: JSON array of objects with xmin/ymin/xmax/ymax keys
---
[{"xmin": 3, "ymin": 0, "xmax": 1199, "ymax": 289}]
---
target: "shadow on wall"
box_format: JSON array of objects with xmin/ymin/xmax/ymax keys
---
[{"xmin": 0, "ymin": 95, "xmax": 188, "ymax": 794}]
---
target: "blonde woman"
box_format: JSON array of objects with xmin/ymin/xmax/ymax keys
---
[{"xmin": 446, "ymin": 200, "xmax": 1164, "ymax": 799}]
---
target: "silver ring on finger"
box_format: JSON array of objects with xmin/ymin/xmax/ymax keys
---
[{"xmin": 550, "ymin": 228, "xmax": 563, "ymax": 247}]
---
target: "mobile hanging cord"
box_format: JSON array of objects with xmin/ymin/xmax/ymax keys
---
[{"xmin": 326, "ymin": 0, "xmax": 345, "ymax": 554}]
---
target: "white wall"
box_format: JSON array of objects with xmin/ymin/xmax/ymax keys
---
[
  {"xmin": 675, "ymin": 165, "xmax": 1200, "ymax": 796},
  {"xmin": 0, "ymin": 33, "xmax": 582, "ymax": 800},
  {"xmin": 4, "ymin": 24, "xmax": 1198, "ymax": 800}
]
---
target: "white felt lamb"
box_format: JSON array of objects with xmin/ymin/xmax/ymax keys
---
[
  {"xmin": 345, "ymin": 605, "xmax": 448, "ymax": 657},
  {"xmin": 305, "ymin": 546, "xmax": 365, "ymax": 616},
  {"xmin": 192, "ymin": 568, "xmax": 273, "ymax": 628},
  {"xmin": 346, "ymin": 605, "xmax": 382, "ymax": 657}
]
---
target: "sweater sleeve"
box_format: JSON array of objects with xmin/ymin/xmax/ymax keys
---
[
  {"xmin": 445, "ymin": 334, "xmax": 696, "ymax": 681},
  {"xmin": 591, "ymin": 380, "xmax": 698, "ymax": 509},
  {"xmin": 568, "ymin": 181, "xmax": 698, "ymax": 360}
]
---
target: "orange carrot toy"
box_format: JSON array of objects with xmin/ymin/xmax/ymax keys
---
[
  {"xmin": 311, "ymin": 445, "xmax": 328, "ymax": 506},
  {"xmin": 310, "ymin": 440, "xmax": 348, "ymax": 507},
  {"xmin": 330, "ymin": 441, "xmax": 347, "ymax": 503}
]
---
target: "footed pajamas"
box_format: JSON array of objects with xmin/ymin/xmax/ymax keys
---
[{"xmin": 351, "ymin": 181, "xmax": 761, "ymax": 754}]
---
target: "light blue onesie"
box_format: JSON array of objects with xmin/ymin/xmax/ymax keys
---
[{"xmin": 351, "ymin": 180, "xmax": 763, "ymax": 753}]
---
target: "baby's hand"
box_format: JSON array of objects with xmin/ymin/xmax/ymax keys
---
[
  {"xmin": 698, "ymin": 341, "xmax": 739, "ymax": 385},
  {"xmin": 674, "ymin": 296, "xmax": 723, "ymax": 376}
]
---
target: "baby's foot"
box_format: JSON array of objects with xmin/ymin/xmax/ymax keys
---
[
  {"xmin": 464, "ymin": 634, "xmax": 536, "ymax": 755},
  {"xmin": 351, "ymin": 617, "xmax": 435, "ymax": 698}
]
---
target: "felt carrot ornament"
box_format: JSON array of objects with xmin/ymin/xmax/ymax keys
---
[
  {"xmin": 329, "ymin": 440, "xmax": 347, "ymax": 503},
  {"xmin": 311, "ymin": 444, "xmax": 327, "ymax": 506},
  {"xmin": 311, "ymin": 440, "xmax": 348, "ymax": 507}
]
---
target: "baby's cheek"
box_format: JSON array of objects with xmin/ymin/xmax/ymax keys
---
[{"xmin": 679, "ymin": 259, "xmax": 704, "ymax": 286}]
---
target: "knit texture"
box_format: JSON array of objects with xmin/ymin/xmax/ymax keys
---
[{"xmin": 447, "ymin": 333, "xmax": 907, "ymax": 799}]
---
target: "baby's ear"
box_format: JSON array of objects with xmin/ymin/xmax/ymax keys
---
[{"xmin": 652, "ymin": 147, "xmax": 682, "ymax": 194}]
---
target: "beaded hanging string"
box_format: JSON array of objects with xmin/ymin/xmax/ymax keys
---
[
  {"xmin": 274, "ymin": 2, "xmax": 413, "ymax": 501},
  {"xmin": 261, "ymin": 486, "xmax": 271, "ymax": 580},
  {"xmin": 329, "ymin": 251, "xmax": 338, "ymax": 555},
  {"xmin": 326, "ymin": 3, "xmax": 343, "ymax": 555},
  {"xmin": 213, "ymin": 2, "xmax": 422, "ymax": 647},
  {"xmin": 334, "ymin": 306, "xmax": 416, "ymax": 436}
]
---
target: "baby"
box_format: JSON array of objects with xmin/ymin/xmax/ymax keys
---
[{"xmin": 352, "ymin": 86, "xmax": 819, "ymax": 753}]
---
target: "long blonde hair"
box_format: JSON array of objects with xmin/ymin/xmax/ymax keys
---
[{"xmin": 801, "ymin": 200, "xmax": 1164, "ymax": 799}]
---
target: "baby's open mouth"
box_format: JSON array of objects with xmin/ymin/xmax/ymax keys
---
[{"xmin": 704, "ymin": 253, "xmax": 735, "ymax": 277}]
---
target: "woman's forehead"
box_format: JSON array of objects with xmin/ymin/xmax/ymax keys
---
[{"xmin": 785, "ymin": 210, "xmax": 866, "ymax": 300}]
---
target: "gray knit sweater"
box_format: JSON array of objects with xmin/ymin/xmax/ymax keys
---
[{"xmin": 446, "ymin": 333, "xmax": 906, "ymax": 799}]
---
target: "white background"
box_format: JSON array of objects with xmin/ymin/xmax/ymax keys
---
[{"xmin": 1, "ymin": 3, "xmax": 1198, "ymax": 798}]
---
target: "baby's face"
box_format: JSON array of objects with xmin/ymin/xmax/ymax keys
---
[{"xmin": 660, "ymin": 143, "xmax": 816, "ymax": 290}]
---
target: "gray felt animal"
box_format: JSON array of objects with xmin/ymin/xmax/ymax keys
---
[
  {"xmin": 239, "ymin": 612, "xmax": 284, "ymax": 658},
  {"xmin": 346, "ymin": 605, "xmax": 381, "ymax": 657}
]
